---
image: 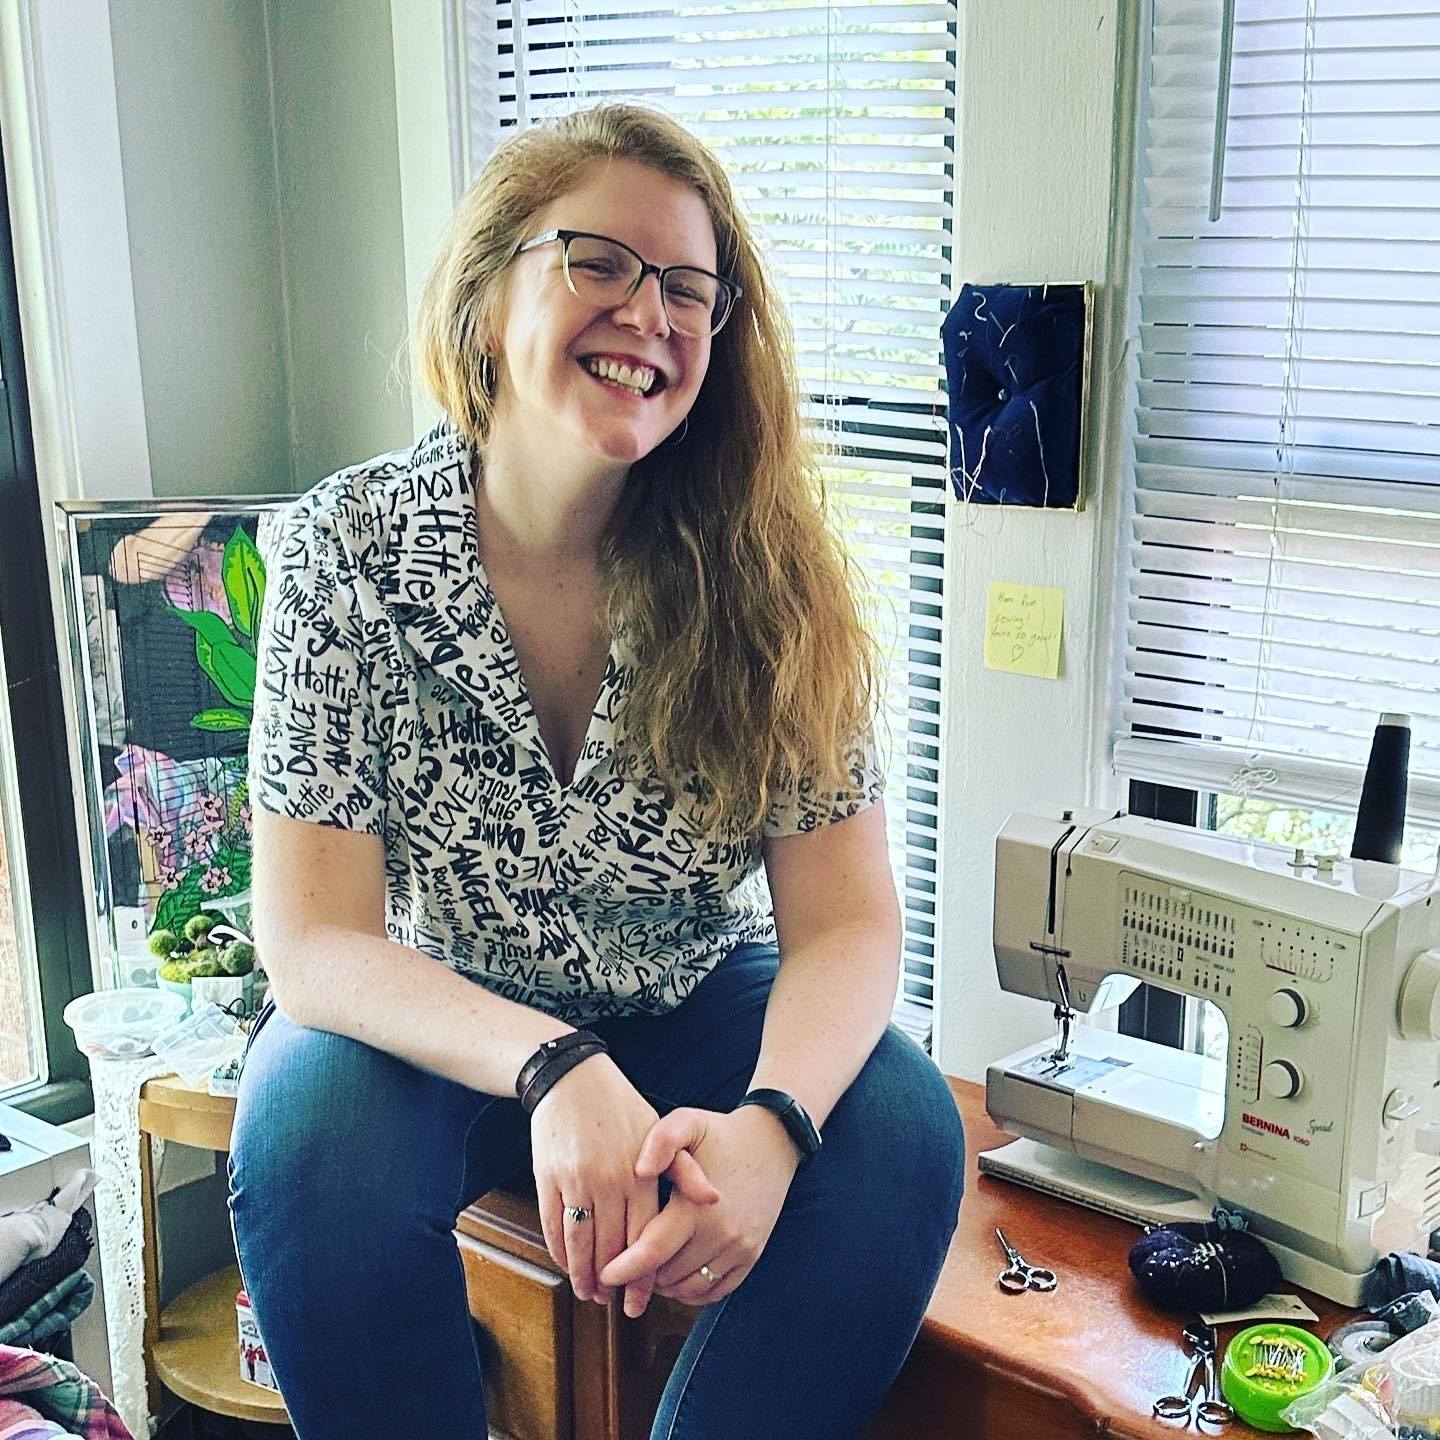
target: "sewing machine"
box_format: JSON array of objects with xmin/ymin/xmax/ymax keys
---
[{"xmin": 981, "ymin": 806, "xmax": 1440, "ymax": 1304}]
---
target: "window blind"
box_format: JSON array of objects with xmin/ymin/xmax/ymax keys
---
[
  {"xmin": 453, "ymin": 0, "xmax": 957, "ymax": 1041},
  {"xmin": 1116, "ymin": 0, "xmax": 1440, "ymax": 828}
]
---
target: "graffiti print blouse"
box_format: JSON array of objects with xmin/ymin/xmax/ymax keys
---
[{"xmin": 248, "ymin": 423, "xmax": 884, "ymax": 1023}]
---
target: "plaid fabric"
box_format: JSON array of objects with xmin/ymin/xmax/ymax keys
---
[
  {"xmin": 0, "ymin": 1215, "xmax": 93, "ymax": 1331},
  {"xmin": 0, "ymin": 1346, "xmax": 132, "ymax": 1439},
  {"xmin": 0, "ymin": 1397, "xmax": 71, "ymax": 1436},
  {"xmin": 0, "ymin": 1272, "xmax": 94, "ymax": 1350},
  {"xmin": 0, "ymin": 1396, "xmax": 71, "ymax": 1436}
]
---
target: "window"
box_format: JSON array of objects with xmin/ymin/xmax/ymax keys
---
[
  {"xmin": 453, "ymin": 0, "xmax": 957, "ymax": 1044},
  {"xmin": 1114, "ymin": 1, "xmax": 1440, "ymax": 830},
  {"xmin": 0, "ymin": 119, "xmax": 92, "ymax": 1119}
]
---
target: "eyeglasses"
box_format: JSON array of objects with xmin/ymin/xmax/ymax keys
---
[{"xmin": 513, "ymin": 229, "xmax": 742, "ymax": 338}]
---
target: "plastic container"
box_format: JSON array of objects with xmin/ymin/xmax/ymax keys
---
[
  {"xmin": 1222, "ymin": 1323, "xmax": 1334, "ymax": 1432},
  {"xmin": 156, "ymin": 975, "xmax": 193, "ymax": 1014},
  {"xmin": 63, "ymin": 988, "xmax": 188, "ymax": 1059},
  {"xmin": 149, "ymin": 1003, "xmax": 245, "ymax": 1087},
  {"xmin": 1375, "ymin": 1340, "xmax": 1440, "ymax": 1439}
]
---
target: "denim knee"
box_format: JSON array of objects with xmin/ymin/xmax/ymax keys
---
[{"xmin": 831, "ymin": 1028, "xmax": 965, "ymax": 1248}]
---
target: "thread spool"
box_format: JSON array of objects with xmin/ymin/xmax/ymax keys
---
[
  {"xmin": 1352, "ymin": 713, "xmax": 1411, "ymax": 865},
  {"xmin": 1327, "ymin": 1318, "xmax": 1397, "ymax": 1371}
]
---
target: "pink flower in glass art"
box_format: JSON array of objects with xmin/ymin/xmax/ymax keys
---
[{"xmin": 200, "ymin": 865, "xmax": 232, "ymax": 895}]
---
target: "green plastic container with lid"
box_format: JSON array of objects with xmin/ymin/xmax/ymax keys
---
[{"xmin": 1220, "ymin": 1323, "xmax": 1334, "ymax": 1433}]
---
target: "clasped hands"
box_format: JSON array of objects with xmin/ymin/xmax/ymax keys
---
[{"xmin": 529, "ymin": 1054, "xmax": 800, "ymax": 1319}]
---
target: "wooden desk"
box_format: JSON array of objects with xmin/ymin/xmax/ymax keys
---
[
  {"xmin": 135, "ymin": 1072, "xmax": 1355, "ymax": 1439},
  {"xmin": 863, "ymin": 1080, "xmax": 1353, "ymax": 1440},
  {"xmin": 461, "ymin": 1079, "xmax": 1355, "ymax": 1440}
]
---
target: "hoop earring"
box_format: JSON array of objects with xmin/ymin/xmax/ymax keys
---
[
  {"xmin": 480, "ymin": 352, "xmax": 496, "ymax": 399},
  {"xmin": 664, "ymin": 414, "xmax": 689, "ymax": 448}
]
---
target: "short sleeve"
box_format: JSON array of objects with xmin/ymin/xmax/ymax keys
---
[
  {"xmin": 761, "ymin": 731, "xmax": 885, "ymax": 839},
  {"xmin": 248, "ymin": 495, "xmax": 386, "ymax": 836}
]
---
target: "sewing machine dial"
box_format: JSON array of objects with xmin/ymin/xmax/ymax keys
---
[
  {"xmin": 1266, "ymin": 988, "xmax": 1308, "ymax": 1028},
  {"xmin": 1262, "ymin": 1059, "xmax": 1304, "ymax": 1100}
]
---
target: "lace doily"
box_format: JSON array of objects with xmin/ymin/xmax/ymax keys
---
[{"xmin": 88, "ymin": 1053, "xmax": 172, "ymax": 1439}]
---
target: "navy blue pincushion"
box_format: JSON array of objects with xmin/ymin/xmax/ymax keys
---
[
  {"xmin": 942, "ymin": 282, "xmax": 1087, "ymax": 508},
  {"xmin": 1128, "ymin": 1221, "xmax": 1283, "ymax": 1313}
]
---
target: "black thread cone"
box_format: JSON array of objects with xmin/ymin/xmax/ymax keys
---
[{"xmin": 1351, "ymin": 713, "xmax": 1410, "ymax": 865}]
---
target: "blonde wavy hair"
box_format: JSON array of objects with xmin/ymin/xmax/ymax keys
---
[{"xmin": 414, "ymin": 102, "xmax": 878, "ymax": 836}]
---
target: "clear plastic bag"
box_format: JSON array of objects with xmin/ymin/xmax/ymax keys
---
[
  {"xmin": 1284, "ymin": 1315, "xmax": 1440, "ymax": 1439},
  {"xmin": 149, "ymin": 1002, "xmax": 246, "ymax": 1087}
]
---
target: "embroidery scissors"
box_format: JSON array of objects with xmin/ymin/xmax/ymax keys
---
[
  {"xmin": 994, "ymin": 1228, "xmax": 1058, "ymax": 1294},
  {"xmin": 1154, "ymin": 1322, "xmax": 1233, "ymax": 1428}
]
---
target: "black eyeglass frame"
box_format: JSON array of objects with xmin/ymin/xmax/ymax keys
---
[{"xmin": 513, "ymin": 228, "xmax": 742, "ymax": 337}]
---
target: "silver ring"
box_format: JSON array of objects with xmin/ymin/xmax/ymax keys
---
[
  {"xmin": 697, "ymin": 1264, "xmax": 717, "ymax": 1285},
  {"xmin": 565, "ymin": 1205, "xmax": 592, "ymax": 1223}
]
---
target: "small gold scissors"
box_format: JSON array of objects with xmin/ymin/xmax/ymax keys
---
[{"xmin": 995, "ymin": 1228, "xmax": 1058, "ymax": 1293}]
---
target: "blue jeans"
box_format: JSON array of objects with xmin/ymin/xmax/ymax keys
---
[{"xmin": 227, "ymin": 942, "xmax": 965, "ymax": 1439}]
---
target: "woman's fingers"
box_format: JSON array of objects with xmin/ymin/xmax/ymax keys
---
[
  {"xmin": 653, "ymin": 1235, "xmax": 739, "ymax": 1291},
  {"xmin": 538, "ymin": 1185, "xmax": 568, "ymax": 1273},
  {"xmin": 591, "ymin": 1194, "xmax": 628, "ymax": 1305},
  {"xmin": 634, "ymin": 1109, "xmax": 710, "ymax": 1181},
  {"xmin": 667, "ymin": 1147, "xmax": 721, "ymax": 1206},
  {"xmin": 598, "ymin": 1202, "xmax": 695, "ymax": 1289},
  {"xmin": 621, "ymin": 1189, "xmax": 658, "ymax": 1319},
  {"xmin": 657, "ymin": 1244, "xmax": 747, "ymax": 1306},
  {"xmin": 562, "ymin": 1198, "xmax": 598, "ymax": 1301}
]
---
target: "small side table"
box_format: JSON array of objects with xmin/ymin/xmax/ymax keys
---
[{"xmin": 137, "ymin": 1075, "xmax": 289, "ymax": 1426}]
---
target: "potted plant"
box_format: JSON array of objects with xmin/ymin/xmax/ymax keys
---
[{"xmin": 152, "ymin": 914, "xmax": 257, "ymax": 1013}]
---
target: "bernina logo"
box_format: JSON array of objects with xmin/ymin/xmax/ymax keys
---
[{"xmin": 1243, "ymin": 1112, "xmax": 1291, "ymax": 1139}]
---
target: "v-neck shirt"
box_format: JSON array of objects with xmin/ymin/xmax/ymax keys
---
[{"xmin": 248, "ymin": 421, "xmax": 884, "ymax": 1022}]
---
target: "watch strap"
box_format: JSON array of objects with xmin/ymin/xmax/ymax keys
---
[{"xmin": 735, "ymin": 1087, "xmax": 821, "ymax": 1164}]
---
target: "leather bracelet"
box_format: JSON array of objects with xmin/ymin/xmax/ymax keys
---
[
  {"xmin": 518, "ymin": 1041, "xmax": 608, "ymax": 1116},
  {"xmin": 515, "ymin": 1029, "xmax": 607, "ymax": 1100}
]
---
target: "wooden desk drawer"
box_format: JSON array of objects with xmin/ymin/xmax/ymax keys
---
[
  {"xmin": 458, "ymin": 1231, "xmax": 574, "ymax": 1440},
  {"xmin": 458, "ymin": 1193, "xmax": 700, "ymax": 1440}
]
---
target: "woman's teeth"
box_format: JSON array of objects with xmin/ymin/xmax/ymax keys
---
[{"xmin": 584, "ymin": 356, "xmax": 655, "ymax": 396}]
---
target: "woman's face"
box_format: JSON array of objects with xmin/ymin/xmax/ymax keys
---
[{"xmin": 492, "ymin": 157, "xmax": 718, "ymax": 479}]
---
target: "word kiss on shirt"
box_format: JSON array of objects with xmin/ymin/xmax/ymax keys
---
[{"xmin": 250, "ymin": 421, "xmax": 883, "ymax": 1023}]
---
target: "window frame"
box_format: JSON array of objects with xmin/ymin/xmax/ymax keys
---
[
  {"xmin": 0, "ymin": 118, "xmax": 93, "ymax": 1122},
  {"xmin": 1113, "ymin": 0, "xmax": 1440, "ymax": 818}
]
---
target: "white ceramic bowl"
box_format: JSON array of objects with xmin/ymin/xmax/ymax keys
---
[{"xmin": 63, "ymin": 987, "xmax": 189, "ymax": 1058}]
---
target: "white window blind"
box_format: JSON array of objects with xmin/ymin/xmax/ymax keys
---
[
  {"xmin": 452, "ymin": 0, "xmax": 956, "ymax": 1038},
  {"xmin": 1116, "ymin": 0, "xmax": 1440, "ymax": 827}
]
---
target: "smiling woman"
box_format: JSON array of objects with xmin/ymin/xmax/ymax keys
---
[{"xmin": 227, "ymin": 100, "xmax": 964, "ymax": 1440}]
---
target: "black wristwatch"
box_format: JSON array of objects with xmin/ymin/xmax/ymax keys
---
[{"xmin": 734, "ymin": 1088, "xmax": 821, "ymax": 1166}]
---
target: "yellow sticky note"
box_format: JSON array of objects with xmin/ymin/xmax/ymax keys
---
[{"xmin": 984, "ymin": 581, "xmax": 1064, "ymax": 678}]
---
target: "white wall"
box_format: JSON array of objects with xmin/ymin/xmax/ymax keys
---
[
  {"xmin": 109, "ymin": 0, "xmax": 293, "ymax": 498},
  {"xmin": 934, "ymin": 0, "xmax": 1131, "ymax": 1080}
]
